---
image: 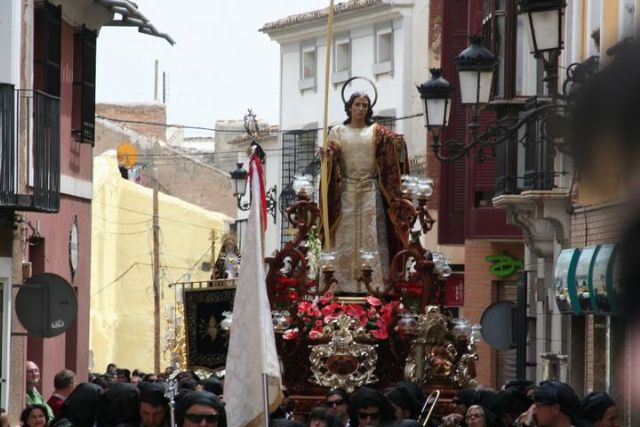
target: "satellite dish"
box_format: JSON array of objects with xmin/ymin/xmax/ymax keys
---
[
  {"xmin": 480, "ymin": 301, "xmax": 515, "ymax": 351},
  {"xmin": 15, "ymin": 273, "xmax": 77, "ymax": 338},
  {"xmin": 117, "ymin": 143, "xmax": 138, "ymax": 169}
]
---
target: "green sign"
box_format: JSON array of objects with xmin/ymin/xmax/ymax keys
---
[{"xmin": 486, "ymin": 253, "xmax": 524, "ymax": 278}]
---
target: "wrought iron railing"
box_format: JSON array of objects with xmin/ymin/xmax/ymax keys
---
[
  {"xmin": 0, "ymin": 84, "xmax": 16, "ymax": 206},
  {"xmin": 31, "ymin": 90, "xmax": 60, "ymax": 212},
  {"xmin": 0, "ymin": 87, "xmax": 60, "ymax": 212}
]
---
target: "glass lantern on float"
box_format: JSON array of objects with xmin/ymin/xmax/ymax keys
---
[{"xmin": 292, "ymin": 174, "xmax": 314, "ymax": 198}]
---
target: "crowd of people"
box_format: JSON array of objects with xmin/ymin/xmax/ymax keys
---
[
  {"xmin": 15, "ymin": 360, "xmax": 619, "ymax": 427},
  {"xmin": 271, "ymin": 379, "xmax": 618, "ymax": 427},
  {"xmin": 18, "ymin": 361, "xmax": 226, "ymax": 427}
]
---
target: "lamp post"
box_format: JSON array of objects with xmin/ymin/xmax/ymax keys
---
[
  {"xmin": 230, "ymin": 162, "xmax": 278, "ymax": 223},
  {"xmin": 517, "ymin": 0, "xmax": 566, "ymax": 96}
]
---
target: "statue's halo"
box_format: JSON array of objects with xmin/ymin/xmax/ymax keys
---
[{"xmin": 341, "ymin": 76, "xmax": 378, "ymax": 108}]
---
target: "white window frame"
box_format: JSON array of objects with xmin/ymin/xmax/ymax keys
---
[
  {"xmin": 332, "ymin": 32, "xmax": 351, "ymax": 84},
  {"xmin": 0, "ymin": 257, "xmax": 12, "ymax": 411},
  {"xmin": 619, "ymin": 0, "xmax": 635, "ymax": 39},
  {"xmin": 299, "ymin": 41, "xmax": 317, "ymax": 91},
  {"xmin": 373, "ymin": 22, "xmax": 394, "ymax": 76}
]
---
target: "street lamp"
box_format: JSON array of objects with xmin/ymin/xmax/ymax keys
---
[
  {"xmin": 518, "ymin": 0, "xmax": 565, "ymax": 55},
  {"xmin": 230, "ymin": 162, "xmax": 249, "ymax": 210},
  {"xmin": 417, "ymin": 68, "xmax": 452, "ymax": 147},
  {"xmin": 229, "ymin": 161, "xmax": 278, "ymax": 222},
  {"xmin": 454, "ymin": 36, "xmax": 497, "ymax": 106},
  {"xmin": 517, "ymin": 0, "xmax": 566, "ymax": 95}
]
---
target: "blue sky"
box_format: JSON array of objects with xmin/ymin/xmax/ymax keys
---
[{"xmin": 96, "ymin": 0, "xmax": 329, "ymax": 136}]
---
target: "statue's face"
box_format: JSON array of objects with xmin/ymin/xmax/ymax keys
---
[{"xmin": 349, "ymin": 96, "xmax": 369, "ymax": 123}]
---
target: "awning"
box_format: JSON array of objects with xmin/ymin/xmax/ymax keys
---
[{"xmin": 95, "ymin": 0, "xmax": 175, "ymax": 45}]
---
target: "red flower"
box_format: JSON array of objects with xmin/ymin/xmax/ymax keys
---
[
  {"xmin": 288, "ymin": 291, "xmax": 299, "ymax": 302},
  {"xmin": 371, "ymin": 327, "xmax": 388, "ymax": 340},
  {"xmin": 315, "ymin": 320, "xmax": 323, "ymax": 328},
  {"xmin": 365, "ymin": 295, "xmax": 382, "ymax": 306},
  {"xmin": 345, "ymin": 304, "xmax": 366, "ymax": 318},
  {"xmin": 283, "ymin": 328, "xmax": 299, "ymax": 340}
]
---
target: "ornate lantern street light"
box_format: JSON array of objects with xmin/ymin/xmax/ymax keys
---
[
  {"xmin": 230, "ymin": 161, "xmax": 278, "ymax": 222},
  {"xmin": 454, "ymin": 36, "xmax": 497, "ymax": 106},
  {"xmin": 417, "ymin": 68, "xmax": 452, "ymax": 150},
  {"xmin": 517, "ymin": 0, "xmax": 567, "ymax": 95}
]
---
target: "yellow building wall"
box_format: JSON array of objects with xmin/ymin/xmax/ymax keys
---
[{"xmin": 90, "ymin": 151, "xmax": 232, "ymax": 373}]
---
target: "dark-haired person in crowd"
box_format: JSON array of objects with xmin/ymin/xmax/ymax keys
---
[
  {"xmin": 307, "ymin": 407, "xmax": 343, "ymax": 427},
  {"xmin": 581, "ymin": 392, "xmax": 619, "ymax": 427},
  {"xmin": 47, "ymin": 369, "xmax": 76, "ymax": 418},
  {"xmin": 117, "ymin": 369, "xmax": 132, "ymax": 383},
  {"xmin": 176, "ymin": 391, "xmax": 226, "ymax": 427},
  {"xmin": 198, "ymin": 377, "xmax": 224, "ymax": 399},
  {"xmin": 326, "ymin": 389, "xmax": 352, "ymax": 427},
  {"xmin": 50, "ymin": 382, "xmax": 103, "ymax": 427},
  {"xmin": 139, "ymin": 382, "xmax": 169, "ymax": 427},
  {"xmin": 143, "ymin": 374, "xmax": 160, "ymax": 384},
  {"xmin": 386, "ymin": 386, "xmax": 420, "ymax": 426},
  {"xmin": 532, "ymin": 380, "xmax": 583, "ymax": 427},
  {"xmin": 97, "ymin": 382, "xmax": 140, "ymax": 427},
  {"xmin": 351, "ymin": 387, "xmax": 396, "ymax": 427},
  {"xmin": 495, "ymin": 386, "xmax": 533, "ymax": 427},
  {"xmin": 21, "ymin": 404, "xmax": 50, "ymax": 427}
]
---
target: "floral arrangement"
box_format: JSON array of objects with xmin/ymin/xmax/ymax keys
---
[
  {"xmin": 282, "ymin": 293, "xmax": 400, "ymax": 341},
  {"xmin": 272, "ymin": 274, "xmax": 316, "ymax": 310}
]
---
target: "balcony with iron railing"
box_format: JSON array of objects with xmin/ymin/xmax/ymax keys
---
[{"xmin": 0, "ymin": 84, "xmax": 60, "ymax": 213}]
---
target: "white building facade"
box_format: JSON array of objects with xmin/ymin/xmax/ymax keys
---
[{"xmin": 261, "ymin": 0, "xmax": 430, "ymax": 247}]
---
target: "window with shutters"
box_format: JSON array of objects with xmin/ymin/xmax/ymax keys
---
[
  {"xmin": 280, "ymin": 129, "xmax": 318, "ymax": 247},
  {"xmin": 439, "ymin": 0, "xmax": 469, "ymax": 244},
  {"xmin": 72, "ymin": 27, "xmax": 97, "ymax": 145},
  {"xmin": 34, "ymin": 3, "xmax": 61, "ymax": 97}
]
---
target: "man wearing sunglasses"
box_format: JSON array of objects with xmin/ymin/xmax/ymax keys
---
[
  {"xmin": 352, "ymin": 387, "xmax": 396, "ymax": 427},
  {"xmin": 177, "ymin": 391, "xmax": 226, "ymax": 427},
  {"xmin": 326, "ymin": 389, "xmax": 351, "ymax": 426}
]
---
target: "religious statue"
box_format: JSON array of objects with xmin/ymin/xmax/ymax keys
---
[
  {"xmin": 322, "ymin": 79, "xmax": 410, "ymax": 294},
  {"xmin": 214, "ymin": 233, "xmax": 241, "ymax": 280}
]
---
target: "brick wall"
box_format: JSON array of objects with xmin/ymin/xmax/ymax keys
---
[
  {"xmin": 96, "ymin": 103, "xmax": 167, "ymax": 142},
  {"xmin": 570, "ymin": 201, "xmax": 630, "ymax": 247},
  {"xmin": 94, "ymin": 115, "xmax": 237, "ymax": 219},
  {"xmin": 463, "ymin": 239, "xmax": 523, "ymax": 388}
]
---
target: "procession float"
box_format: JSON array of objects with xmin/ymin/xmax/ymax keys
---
[{"xmin": 167, "ymin": 78, "xmax": 481, "ymax": 422}]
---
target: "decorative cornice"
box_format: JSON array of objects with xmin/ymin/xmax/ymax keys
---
[{"xmin": 260, "ymin": 0, "xmax": 385, "ymax": 33}]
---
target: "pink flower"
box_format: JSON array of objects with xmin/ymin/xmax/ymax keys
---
[
  {"xmin": 319, "ymin": 292, "xmax": 333, "ymax": 305},
  {"xmin": 365, "ymin": 295, "xmax": 382, "ymax": 306},
  {"xmin": 309, "ymin": 330, "xmax": 324, "ymax": 340},
  {"xmin": 298, "ymin": 301, "xmax": 313, "ymax": 315},
  {"xmin": 283, "ymin": 328, "xmax": 299, "ymax": 340},
  {"xmin": 315, "ymin": 320, "xmax": 323, "ymax": 328},
  {"xmin": 321, "ymin": 302, "xmax": 340, "ymax": 317}
]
